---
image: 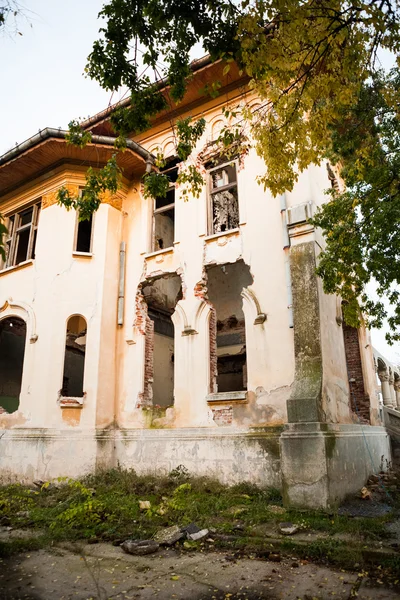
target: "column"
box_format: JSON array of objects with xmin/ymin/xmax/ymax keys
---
[
  {"xmin": 394, "ymin": 376, "xmax": 400, "ymax": 409},
  {"xmin": 389, "ymin": 368, "xmax": 397, "ymax": 407},
  {"xmin": 378, "ymin": 365, "xmax": 393, "ymax": 408}
]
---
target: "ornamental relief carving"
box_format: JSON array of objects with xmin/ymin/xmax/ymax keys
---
[{"xmin": 42, "ymin": 185, "xmax": 122, "ymax": 211}]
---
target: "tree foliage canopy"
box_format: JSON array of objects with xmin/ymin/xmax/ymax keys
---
[
  {"xmin": 6, "ymin": 1, "xmax": 400, "ymax": 339},
  {"xmin": 0, "ymin": 1, "xmax": 27, "ymax": 35}
]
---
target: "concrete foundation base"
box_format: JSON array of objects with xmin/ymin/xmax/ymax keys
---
[
  {"xmin": 0, "ymin": 424, "xmax": 391, "ymax": 509},
  {"xmin": 280, "ymin": 422, "xmax": 391, "ymax": 509},
  {"xmin": 0, "ymin": 426, "xmax": 282, "ymax": 487}
]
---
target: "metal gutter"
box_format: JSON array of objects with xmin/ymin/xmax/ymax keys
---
[{"xmin": 0, "ymin": 128, "xmax": 154, "ymax": 167}]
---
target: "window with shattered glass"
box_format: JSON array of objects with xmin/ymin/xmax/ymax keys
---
[
  {"xmin": 152, "ymin": 159, "xmax": 180, "ymax": 252},
  {"xmin": 208, "ymin": 161, "xmax": 239, "ymax": 234}
]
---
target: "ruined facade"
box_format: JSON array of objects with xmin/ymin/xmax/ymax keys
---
[{"xmin": 0, "ymin": 59, "xmax": 392, "ymax": 508}]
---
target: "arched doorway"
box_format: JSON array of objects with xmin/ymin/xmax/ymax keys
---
[{"xmin": 0, "ymin": 317, "xmax": 27, "ymax": 413}]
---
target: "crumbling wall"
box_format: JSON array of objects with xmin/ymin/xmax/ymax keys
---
[
  {"xmin": 343, "ymin": 322, "xmax": 371, "ymax": 423},
  {"xmin": 206, "ymin": 261, "xmax": 252, "ymax": 393}
]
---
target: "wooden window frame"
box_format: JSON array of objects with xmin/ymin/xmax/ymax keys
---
[
  {"xmin": 151, "ymin": 162, "xmax": 178, "ymax": 252},
  {"xmin": 3, "ymin": 202, "xmax": 41, "ymax": 269},
  {"xmin": 207, "ymin": 159, "xmax": 239, "ymax": 235}
]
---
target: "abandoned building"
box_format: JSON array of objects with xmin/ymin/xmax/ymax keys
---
[{"xmin": 0, "ymin": 58, "xmax": 396, "ymax": 508}]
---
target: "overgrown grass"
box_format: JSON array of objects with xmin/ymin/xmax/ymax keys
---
[{"xmin": 0, "ymin": 467, "xmax": 394, "ymax": 561}]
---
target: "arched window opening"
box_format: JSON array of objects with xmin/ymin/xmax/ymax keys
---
[
  {"xmin": 206, "ymin": 261, "xmax": 253, "ymax": 393},
  {"xmin": 62, "ymin": 315, "xmax": 87, "ymax": 398},
  {"xmin": 0, "ymin": 317, "xmax": 26, "ymax": 413},
  {"xmin": 142, "ymin": 274, "xmax": 182, "ymax": 407}
]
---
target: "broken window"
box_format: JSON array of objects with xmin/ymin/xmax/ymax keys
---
[
  {"xmin": 61, "ymin": 315, "xmax": 87, "ymax": 398},
  {"xmin": 0, "ymin": 317, "xmax": 26, "ymax": 414},
  {"xmin": 142, "ymin": 274, "xmax": 182, "ymax": 407},
  {"xmin": 208, "ymin": 160, "xmax": 239, "ymax": 234},
  {"xmin": 206, "ymin": 261, "xmax": 252, "ymax": 393},
  {"xmin": 3, "ymin": 202, "xmax": 41, "ymax": 269},
  {"xmin": 75, "ymin": 214, "xmax": 93, "ymax": 253},
  {"xmin": 152, "ymin": 160, "xmax": 180, "ymax": 252}
]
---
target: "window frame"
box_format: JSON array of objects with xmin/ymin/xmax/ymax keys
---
[
  {"xmin": 72, "ymin": 189, "xmax": 95, "ymax": 255},
  {"xmin": 3, "ymin": 201, "xmax": 41, "ymax": 270},
  {"xmin": 151, "ymin": 161, "xmax": 179, "ymax": 253},
  {"xmin": 73, "ymin": 211, "xmax": 95, "ymax": 255},
  {"xmin": 207, "ymin": 159, "xmax": 240, "ymax": 235}
]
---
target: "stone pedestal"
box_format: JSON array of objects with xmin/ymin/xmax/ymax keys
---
[
  {"xmin": 281, "ymin": 422, "xmax": 391, "ymax": 509},
  {"xmin": 282, "ymin": 239, "xmax": 391, "ymax": 509}
]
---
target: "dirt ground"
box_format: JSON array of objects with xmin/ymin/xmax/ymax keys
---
[{"xmin": 0, "ymin": 543, "xmax": 398, "ymax": 600}]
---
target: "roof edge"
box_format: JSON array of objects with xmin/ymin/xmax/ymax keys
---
[{"xmin": 0, "ymin": 128, "xmax": 154, "ymax": 167}]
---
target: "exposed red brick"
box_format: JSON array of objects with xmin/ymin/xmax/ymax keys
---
[
  {"xmin": 342, "ymin": 323, "xmax": 371, "ymax": 423},
  {"xmin": 209, "ymin": 307, "xmax": 217, "ymax": 394},
  {"xmin": 135, "ymin": 290, "xmax": 153, "ymax": 408},
  {"xmin": 194, "ymin": 275, "xmax": 217, "ymax": 393},
  {"xmin": 212, "ymin": 406, "xmax": 233, "ymax": 426}
]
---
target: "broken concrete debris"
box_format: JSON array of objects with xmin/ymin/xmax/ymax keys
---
[
  {"xmin": 153, "ymin": 525, "xmax": 184, "ymax": 546},
  {"xmin": 278, "ymin": 522, "xmax": 299, "ymax": 536},
  {"xmin": 181, "ymin": 522, "xmax": 209, "ymax": 541},
  {"xmin": 121, "ymin": 522, "xmax": 209, "ymax": 556},
  {"xmin": 187, "ymin": 528, "xmax": 209, "ymax": 541},
  {"xmin": 121, "ymin": 540, "xmax": 159, "ymax": 555}
]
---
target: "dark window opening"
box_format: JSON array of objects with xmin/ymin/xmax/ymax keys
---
[
  {"xmin": 75, "ymin": 215, "xmax": 93, "ymax": 253},
  {"xmin": 142, "ymin": 274, "xmax": 182, "ymax": 407},
  {"xmin": 152, "ymin": 159, "xmax": 181, "ymax": 252},
  {"xmin": 0, "ymin": 317, "xmax": 26, "ymax": 414},
  {"xmin": 62, "ymin": 315, "xmax": 87, "ymax": 398},
  {"xmin": 206, "ymin": 260, "xmax": 253, "ymax": 393}
]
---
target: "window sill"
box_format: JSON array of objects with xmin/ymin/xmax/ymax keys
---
[
  {"xmin": 206, "ymin": 391, "xmax": 247, "ymax": 404},
  {"xmin": 204, "ymin": 228, "xmax": 240, "ymax": 242},
  {"xmin": 72, "ymin": 252, "xmax": 93, "ymax": 258},
  {"xmin": 59, "ymin": 396, "xmax": 84, "ymax": 408},
  {"xmin": 0, "ymin": 260, "xmax": 34, "ymax": 277},
  {"xmin": 145, "ymin": 247, "xmax": 174, "ymax": 259}
]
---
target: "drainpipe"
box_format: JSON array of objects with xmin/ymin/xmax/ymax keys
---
[
  {"xmin": 117, "ymin": 242, "xmax": 126, "ymax": 326},
  {"xmin": 280, "ymin": 193, "xmax": 293, "ymax": 328}
]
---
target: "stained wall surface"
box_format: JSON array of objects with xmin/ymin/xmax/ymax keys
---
[{"xmin": 0, "ymin": 80, "xmax": 386, "ymax": 487}]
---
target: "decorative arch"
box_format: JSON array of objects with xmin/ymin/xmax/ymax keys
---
[
  {"xmin": 210, "ymin": 118, "xmax": 225, "ymax": 141},
  {"xmin": 241, "ymin": 288, "xmax": 266, "ymax": 325},
  {"xmin": 162, "ymin": 138, "xmax": 176, "ymax": 158},
  {"xmin": 0, "ymin": 298, "xmax": 38, "ymax": 343},
  {"xmin": 171, "ymin": 302, "xmax": 191, "ymax": 335},
  {"xmin": 377, "ymin": 356, "xmax": 387, "ymax": 374},
  {"xmin": 192, "ymin": 298, "xmax": 213, "ymax": 333}
]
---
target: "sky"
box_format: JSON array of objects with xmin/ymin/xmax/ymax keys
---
[{"xmin": 1, "ymin": 0, "xmax": 399, "ymax": 364}]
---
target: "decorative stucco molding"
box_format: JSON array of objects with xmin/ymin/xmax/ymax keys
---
[
  {"xmin": 101, "ymin": 190, "xmax": 123, "ymax": 211},
  {"xmin": 172, "ymin": 302, "xmax": 195, "ymax": 336},
  {"xmin": 241, "ymin": 288, "xmax": 267, "ymax": 325},
  {"xmin": 42, "ymin": 185, "xmax": 122, "ymax": 211},
  {"xmin": 0, "ymin": 298, "xmax": 38, "ymax": 343},
  {"xmin": 42, "ymin": 184, "xmax": 79, "ymax": 209}
]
